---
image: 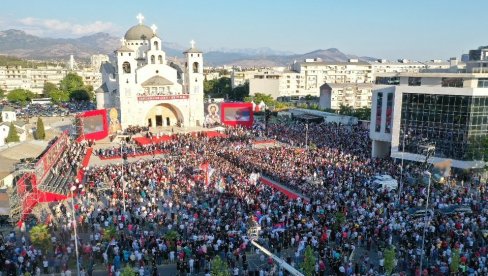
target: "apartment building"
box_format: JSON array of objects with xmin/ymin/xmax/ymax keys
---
[
  {"xmin": 319, "ymin": 83, "xmax": 373, "ymax": 110},
  {"xmin": 0, "ymin": 65, "xmax": 102, "ymax": 94}
]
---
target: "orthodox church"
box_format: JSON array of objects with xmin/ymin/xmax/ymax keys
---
[{"xmin": 96, "ymin": 13, "xmax": 204, "ymax": 129}]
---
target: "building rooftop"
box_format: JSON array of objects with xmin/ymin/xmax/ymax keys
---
[{"xmin": 141, "ymin": 75, "xmax": 174, "ymax": 86}]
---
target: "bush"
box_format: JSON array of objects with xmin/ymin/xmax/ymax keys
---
[
  {"xmin": 302, "ymin": 245, "xmax": 316, "ymax": 276},
  {"xmin": 5, "ymin": 122, "xmax": 20, "ymax": 143},
  {"xmin": 35, "ymin": 117, "xmax": 45, "ymax": 140},
  {"xmin": 211, "ymin": 255, "xmax": 230, "ymax": 276}
]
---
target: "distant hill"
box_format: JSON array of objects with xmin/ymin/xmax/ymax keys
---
[{"xmin": 0, "ymin": 29, "xmax": 377, "ymax": 66}]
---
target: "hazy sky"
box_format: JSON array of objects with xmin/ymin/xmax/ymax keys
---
[{"xmin": 1, "ymin": 0, "xmax": 487, "ymax": 60}]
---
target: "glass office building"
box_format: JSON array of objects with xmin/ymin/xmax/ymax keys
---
[{"xmin": 399, "ymin": 93, "xmax": 488, "ymax": 161}]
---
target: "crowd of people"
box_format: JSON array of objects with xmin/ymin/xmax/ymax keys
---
[{"xmin": 1, "ymin": 119, "xmax": 487, "ymax": 275}]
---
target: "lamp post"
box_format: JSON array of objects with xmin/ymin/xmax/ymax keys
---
[
  {"xmin": 419, "ymin": 170, "xmax": 432, "ymax": 274},
  {"xmin": 70, "ymin": 185, "xmax": 81, "ymax": 276},
  {"xmin": 305, "ymin": 120, "xmax": 309, "ymax": 149},
  {"xmin": 120, "ymin": 141, "xmax": 127, "ymax": 214},
  {"xmin": 398, "ymin": 132, "xmax": 408, "ymax": 204},
  {"xmin": 247, "ymin": 220, "xmax": 304, "ymax": 276}
]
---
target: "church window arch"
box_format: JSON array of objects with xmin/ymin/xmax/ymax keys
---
[
  {"xmin": 154, "ymin": 41, "xmax": 159, "ymax": 50},
  {"xmin": 151, "ymin": 55, "xmax": 155, "ymax": 64},
  {"xmin": 158, "ymin": 55, "xmax": 163, "ymax": 64},
  {"xmin": 122, "ymin": 62, "xmax": 131, "ymax": 74},
  {"xmin": 193, "ymin": 62, "xmax": 199, "ymax": 73}
]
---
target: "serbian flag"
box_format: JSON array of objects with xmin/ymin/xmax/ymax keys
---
[
  {"xmin": 199, "ymin": 163, "xmax": 214, "ymax": 186},
  {"xmin": 272, "ymin": 222, "xmax": 286, "ymax": 233}
]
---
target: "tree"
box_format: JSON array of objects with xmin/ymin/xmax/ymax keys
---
[
  {"xmin": 7, "ymin": 88, "xmax": 35, "ymax": 105},
  {"xmin": 43, "ymin": 82, "xmax": 69, "ymax": 103},
  {"xmin": 121, "ymin": 266, "xmax": 136, "ymax": 276},
  {"xmin": 5, "ymin": 122, "xmax": 20, "ymax": 143},
  {"xmin": 450, "ymin": 249, "xmax": 460, "ymax": 274},
  {"xmin": 69, "ymin": 89, "xmax": 91, "ymax": 101},
  {"xmin": 337, "ymin": 104, "xmax": 354, "ymax": 116},
  {"xmin": 35, "ymin": 117, "xmax": 45, "ymax": 140},
  {"xmin": 164, "ymin": 230, "xmax": 180, "ymax": 251},
  {"xmin": 60, "ymin": 73, "xmax": 84, "ymax": 94},
  {"xmin": 42, "ymin": 82, "xmax": 58, "ymax": 97},
  {"xmin": 384, "ymin": 246, "xmax": 396, "ymax": 275},
  {"xmin": 301, "ymin": 245, "xmax": 316, "ymax": 276},
  {"xmin": 0, "ymin": 88, "xmax": 5, "ymax": 99},
  {"xmin": 204, "ymin": 77, "xmax": 232, "ymax": 98},
  {"xmin": 230, "ymin": 82, "xmax": 249, "ymax": 101},
  {"xmin": 29, "ymin": 224, "xmax": 52, "ymax": 253},
  {"xmin": 244, "ymin": 93, "xmax": 275, "ymax": 106},
  {"xmin": 103, "ymin": 226, "xmax": 117, "ymax": 241},
  {"xmin": 211, "ymin": 255, "xmax": 230, "ymax": 276}
]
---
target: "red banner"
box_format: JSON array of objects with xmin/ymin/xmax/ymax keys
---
[{"xmin": 34, "ymin": 130, "xmax": 70, "ymax": 184}]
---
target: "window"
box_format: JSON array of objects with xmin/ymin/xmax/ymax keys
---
[
  {"xmin": 193, "ymin": 62, "xmax": 199, "ymax": 73},
  {"xmin": 375, "ymin": 92, "xmax": 383, "ymax": 132},
  {"xmin": 408, "ymin": 77, "xmax": 421, "ymax": 86},
  {"xmin": 158, "ymin": 55, "xmax": 163, "ymax": 64},
  {"xmin": 153, "ymin": 41, "xmax": 159, "ymax": 50},
  {"xmin": 375, "ymin": 76, "xmax": 400, "ymax": 85},
  {"xmin": 385, "ymin": 93, "xmax": 393, "ymax": 133},
  {"xmin": 442, "ymin": 78, "xmax": 463, "ymax": 88},
  {"xmin": 478, "ymin": 78, "xmax": 488, "ymax": 88},
  {"xmin": 122, "ymin": 62, "xmax": 131, "ymax": 74},
  {"xmin": 151, "ymin": 55, "xmax": 155, "ymax": 64}
]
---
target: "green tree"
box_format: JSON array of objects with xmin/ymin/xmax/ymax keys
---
[
  {"xmin": 164, "ymin": 230, "xmax": 180, "ymax": 251},
  {"xmin": 29, "ymin": 224, "xmax": 52, "ymax": 253},
  {"xmin": 230, "ymin": 82, "xmax": 249, "ymax": 101},
  {"xmin": 5, "ymin": 122, "xmax": 20, "ymax": 143},
  {"xmin": 103, "ymin": 226, "xmax": 117, "ymax": 241},
  {"xmin": 302, "ymin": 245, "xmax": 316, "ymax": 276},
  {"xmin": 121, "ymin": 266, "xmax": 136, "ymax": 276},
  {"xmin": 338, "ymin": 104, "xmax": 354, "ymax": 116},
  {"xmin": 450, "ymin": 249, "xmax": 460, "ymax": 274},
  {"xmin": 35, "ymin": 117, "xmax": 45, "ymax": 140},
  {"xmin": 43, "ymin": 82, "xmax": 69, "ymax": 103},
  {"xmin": 49, "ymin": 89, "xmax": 70, "ymax": 103},
  {"xmin": 353, "ymin": 107, "xmax": 371, "ymax": 121},
  {"xmin": 384, "ymin": 246, "xmax": 396, "ymax": 275},
  {"xmin": 42, "ymin": 82, "xmax": 58, "ymax": 97},
  {"xmin": 60, "ymin": 73, "xmax": 84, "ymax": 94},
  {"xmin": 211, "ymin": 255, "xmax": 230, "ymax": 276},
  {"xmin": 244, "ymin": 93, "xmax": 275, "ymax": 106},
  {"xmin": 7, "ymin": 88, "xmax": 35, "ymax": 105},
  {"xmin": 0, "ymin": 88, "xmax": 5, "ymax": 99},
  {"xmin": 69, "ymin": 89, "xmax": 91, "ymax": 101}
]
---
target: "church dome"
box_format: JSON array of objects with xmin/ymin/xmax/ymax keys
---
[{"xmin": 124, "ymin": 24, "xmax": 154, "ymax": 40}]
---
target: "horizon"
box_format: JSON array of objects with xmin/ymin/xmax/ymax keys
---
[{"xmin": 1, "ymin": 0, "xmax": 487, "ymax": 61}]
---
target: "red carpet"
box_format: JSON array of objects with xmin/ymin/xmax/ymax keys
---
[
  {"xmin": 98, "ymin": 150, "xmax": 168, "ymax": 160},
  {"xmin": 259, "ymin": 177, "xmax": 300, "ymax": 200},
  {"xmin": 77, "ymin": 147, "xmax": 93, "ymax": 182},
  {"xmin": 134, "ymin": 131, "xmax": 227, "ymax": 146}
]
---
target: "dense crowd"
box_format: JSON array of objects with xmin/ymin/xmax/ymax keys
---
[{"xmin": 1, "ymin": 120, "xmax": 487, "ymax": 276}]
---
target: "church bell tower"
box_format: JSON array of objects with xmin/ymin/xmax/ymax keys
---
[{"xmin": 184, "ymin": 40, "xmax": 204, "ymax": 126}]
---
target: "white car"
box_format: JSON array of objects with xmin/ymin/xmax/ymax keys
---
[{"xmin": 371, "ymin": 175, "xmax": 398, "ymax": 192}]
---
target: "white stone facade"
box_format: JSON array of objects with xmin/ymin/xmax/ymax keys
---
[{"xmin": 96, "ymin": 15, "xmax": 204, "ymax": 129}]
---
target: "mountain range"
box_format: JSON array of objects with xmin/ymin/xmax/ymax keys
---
[{"xmin": 0, "ymin": 29, "xmax": 376, "ymax": 66}]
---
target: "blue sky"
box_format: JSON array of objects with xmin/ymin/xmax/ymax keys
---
[{"xmin": 1, "ymin": 0, "xmax": 487, "ymax": 60}]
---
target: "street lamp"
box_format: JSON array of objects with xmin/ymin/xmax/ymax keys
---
[
  {"xmin": 305, "ymin": 120, "xmax": 309, "ymax": 149},
  {"xmin": 247, "ymin": 220, "xmax": 304, "ymax": 276},
  {"xmin": 120, "ymin": 141, "xmax": 127, "ymax": 214},
  {"xmin": 70, "ymin": 185, "xmax": 81, "ymax": 276},
  {"xmin": 419, "ymin": 170, "xmax": 433, "ymax": 274}
]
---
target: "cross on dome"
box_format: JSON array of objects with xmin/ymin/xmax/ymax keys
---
[
  {"xmin": 120, "ymin": 37, "xmax": 126, "ymax": 46},
  {"xmin": 151, "ymin": 24, "xmax": 157, "ymax": 34},
  {"xmin": 136, "ymin": 13, "xmax": 144, "ymax": 24},
  {"xmin": 190, "ymin": 40, "xmax": 195, "ymax": 49}
]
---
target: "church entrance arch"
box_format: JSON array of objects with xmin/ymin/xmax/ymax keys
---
[{"xmin": 145, "ymin": 103, "xmax": 183, "ymax": 127}]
